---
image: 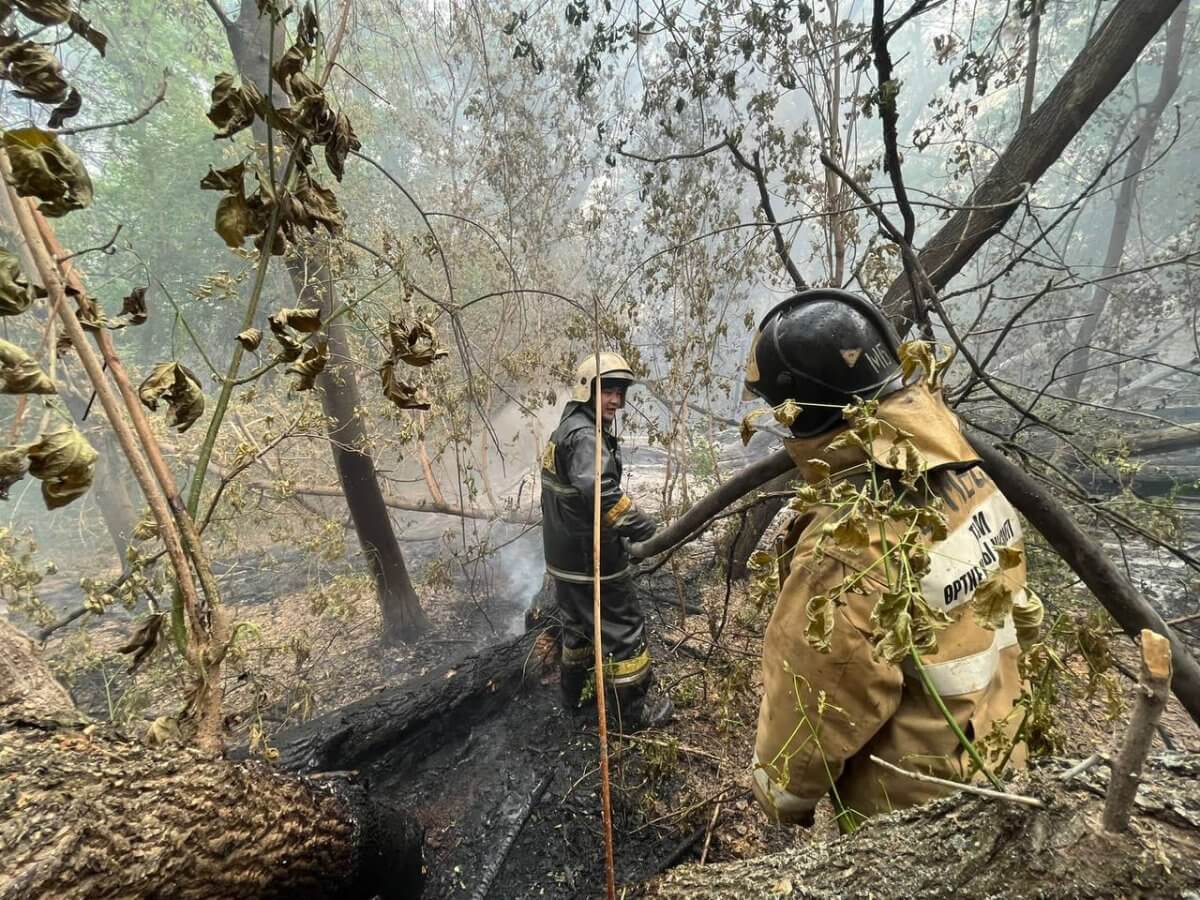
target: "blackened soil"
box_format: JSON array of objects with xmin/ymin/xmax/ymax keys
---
[{"xmin": 376, "ymin": 675, "xmax": 701, "ymax": 900}]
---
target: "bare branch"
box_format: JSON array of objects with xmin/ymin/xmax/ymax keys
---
[
  {"xmin": 726, "ymin": 139, "xmax": 807, "ymax": 290},
  {"xmin": 869, "ymin": 755, "xmax": 1045, "ymax": 808},
  {"xmin": 56, "ymin": 71, "xmax": 168, "ymax": 136}
]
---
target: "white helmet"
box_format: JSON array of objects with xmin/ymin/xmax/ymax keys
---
[{"xmin": 570, "ymin": 352, "xmax": 635, "ymax": 402}]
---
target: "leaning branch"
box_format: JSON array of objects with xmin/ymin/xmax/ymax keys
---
[
  {"xmin": 881, "ymin": 0, "xmax": 1185, "ymax": 326},
  {"xmin": 56, "ymin": 70, "xmax": 168, "ymax": 136}
]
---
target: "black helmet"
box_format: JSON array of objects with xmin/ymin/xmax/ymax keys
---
[{"xmin": 744, "ymin": 288, "xmax": 903, "ymax": 436}]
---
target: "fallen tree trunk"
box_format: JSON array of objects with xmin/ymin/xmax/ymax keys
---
[
  {"xmin": 645, "ymin": 755, "xmax": 1200, "ymax": 898},
  {"xmin": 0, "ymin": 620, "xmax": 423, "ymax": 900},
  {"xmin": 266, "ymin": 630, "xmax": 541, "ymax": 774},
  {"xmin": 632, "ymin": 444, "xmax": 1200, "ymax": 727},
  {"xmin": 1098, "ymin": 425, "xmax": 1200, "ymax": 458}
]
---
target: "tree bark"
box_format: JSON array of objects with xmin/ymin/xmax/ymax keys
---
[
  {"xmin": 0, "ymin": 618, "xmax": 424, "ymax": 900},
  {"xmin": 1061, "ymin": 3, "xmax": 1188, "ymax": 400},
  {"xmin": 219, "ymin": 0, "xmax": 430, "ymax": 643},
  {"xmin": 266, "ymin": 630, "xmax": 540, "ymax": 775},
  {"xmin": 286, "ymin": 257, "xmax": 431, "ymax": 643},
  {"xmin": 882, "ymin": 0, "xmax": 1186, "ymax": 327},
  {"xmin": 1097, "ymin": 424, "xmax": 1200, "ymax": 457},
  {"xmin": 723, "ymin": 470, "xmax": 795, "ymax": 581}
]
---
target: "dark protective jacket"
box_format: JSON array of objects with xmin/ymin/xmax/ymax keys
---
[{"xmin": 540, "ymin": 401, "xmax": 656, "ymax": 583}]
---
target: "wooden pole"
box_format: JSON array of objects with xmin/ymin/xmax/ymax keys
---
[{"xmin": 591, "ymin": 345, "xmax": 617, "ymax": 900}]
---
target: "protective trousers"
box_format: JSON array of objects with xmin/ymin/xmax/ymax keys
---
[{"xmin": 555, "ymin": 576, "xmax": 652, "ymax": 724}]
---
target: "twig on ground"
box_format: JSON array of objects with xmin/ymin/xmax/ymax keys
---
[
  {"xmin": 700, "ymin": 803, "xmax": 721, "ymax": 865},
  {"xmin": 1059, "ymin": 753, "xmax": 1108, "ymax": 781},
  {"xmin": 868, "ymin": 755, "xmax": 1045, "ymax": 808}
]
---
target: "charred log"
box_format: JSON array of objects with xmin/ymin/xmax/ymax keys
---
[{"xmin": 267, "ymin": 630, "xmax": 541, "ymax": 775}]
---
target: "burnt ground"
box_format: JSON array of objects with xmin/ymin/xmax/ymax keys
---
[{"xmin": 25, "ymin": 505, "xmax": 1200, "ymax": 900}]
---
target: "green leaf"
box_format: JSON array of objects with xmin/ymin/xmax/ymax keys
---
[
  {"xmin": 3, "ymin": 127, "xmax": 93, "ymax": 216},
  {"xmin": 0, "ymin": 247, "xmax": 45, "ymax": 315},
  {"xmin": 137, "ymin": 362, "xmax": 205, "ymax": 432},
  {"xmin": 0, "ymin": 337, "xmax": 55, "ymax": 394},
  {"xmin": 26, "ymin": 423, "xmax": 97, "ymax": 509}
]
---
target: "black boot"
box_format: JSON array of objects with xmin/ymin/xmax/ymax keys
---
[
  {"xmin": 611, "ymin": 681, "xmax": 674, "ymax": 731},
  {"xmin": 560, "ymin": 664, "xmax": 591, "ymax": 712}
]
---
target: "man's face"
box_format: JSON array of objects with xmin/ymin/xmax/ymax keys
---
[{"xmin": 599, "ymin": 384, "xmax": 627, "ymax": 424}]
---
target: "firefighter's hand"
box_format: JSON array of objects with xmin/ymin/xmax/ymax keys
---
[{"xmin": 625, "ymin": 537, "xmax": 649, "ymax": 560}]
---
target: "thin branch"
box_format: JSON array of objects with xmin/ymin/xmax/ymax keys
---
[
  {"xmin": 726, "ymin": 139, "xmax": 806, "ymax": 290},
  {"xmin": 615, "ymin": 137, "xmax": 731, "ymax": 164},
  {"xmin": 203, "ymin": 0, "xmax": 233, "ymax": 29},
  {"xmin": 869, "ymin": 755, "xmax": 1044, "ymax": 807},
  {"xmin": 55, "ymin": 224, "xmax": 122, "ymax": 263},
  {"xmin": 56, "ymin": 71, "xmax": 168, "ymax": 136}
]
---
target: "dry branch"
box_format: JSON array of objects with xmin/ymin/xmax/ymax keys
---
[
  {"xmin": 1103, "ymin": 630, "xmax": 1173, "ymax": 832},
  {"xmin": 869, "ymin": 755, "xmax": 1045, "ymax": 808}
]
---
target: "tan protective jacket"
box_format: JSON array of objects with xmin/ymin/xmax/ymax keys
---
[{"xmin": 752, "ymin": 384, "xmax": 1028, "ymax": 825}]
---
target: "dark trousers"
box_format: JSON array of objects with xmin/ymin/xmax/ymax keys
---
[{"xmin": 554, "ymin": 576, "xmax": 652, "ymax": 718}]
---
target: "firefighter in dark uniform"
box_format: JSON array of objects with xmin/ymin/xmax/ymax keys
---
[{"xmin": 540, "ymin": 352, "xmax": 673, "ymax": 730}]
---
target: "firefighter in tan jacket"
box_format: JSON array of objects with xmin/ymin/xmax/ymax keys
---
[{"xmin": 743, "ymin": 289, "xmax": 1039, "ymax": 827}]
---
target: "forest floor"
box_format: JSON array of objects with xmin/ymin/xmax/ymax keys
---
[{"xmin": 34, "ymin": 529, "xmax": 1200, "ymax": 899}]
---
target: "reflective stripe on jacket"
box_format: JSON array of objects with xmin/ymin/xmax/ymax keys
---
[{"xmin": 752, "ymin": 383, "xmax": 1028, "ymax": 825}]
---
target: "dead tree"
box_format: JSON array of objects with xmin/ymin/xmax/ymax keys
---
[{"xmin": 0, "ymin": 619, "xmax": 423, "ymax": 900}]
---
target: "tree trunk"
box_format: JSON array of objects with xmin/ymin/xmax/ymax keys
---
[
  {"xmin": 219, "ymin": 0, "xmax": 429, "ymax": 643},
  {"xmin": 266, "ymin": 629, "xmax": 539, "ymax": 775},
  {"xmin": 286, "ymin": 257, "xmax": 431, "ymax": 643},
  {"xmin": 882, "ymin": 0, "xmax": 1186, "ymax": 327},
  {"xmin": 724, "ymin": 470, "xmax": 795, "ymax": 581},
  {"xmin": 646, "ymin": 754, "xmax": 1200, "ymax": 899},
  {"xmin": 0, "ymin": 619, "xmax": 424, "ymax": 900},
  {"xmin": 1061, "ymin": 3, "xmax": 1188, "ymax": 400}
]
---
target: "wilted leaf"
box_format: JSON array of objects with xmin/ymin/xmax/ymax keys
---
[
  {"xmin": 207, "ymin": 72, "xmax": 259, "ymax": 139},
  {"xmin": 739, "ymin": 415, "xmax": 756, "ymax": 446},
  {"xmin": 825, "ymin": 513, "xmax": 869, "ymax": 550},
  {"xmin": 0, "ymin": 337, "xmax": 55, "ymax": 394},
  {"xmin": 287, "ymin": 338, "xmax": 327, "ymax": 391},
  {"xmin": 117, "ymin": 613, "xmax": 164, "ymax": 674},
  {"xmin": 270, "ymin": 330, "xmax": 302, "ymax": 362},
  {"xmin": 214, "ymin": 191, "xmax": 254, "ymax": 248},
  {"xmin": 772, "ymin": 397, "xmax": 802, "ymax": 427},
  {"xmin": 144, "ymin": 715, "xmax": 181, "ymax": 746},
  {"xmin": 13, "ymin": 0, "xmax": 71, "ymax": 25},
  {"xmin": 236, "ymin": 327, "xmax": 262, "ymax": 351},
  {"xmin": 137, "ymin": 362, "xmax": 205, "ymax": 432},
  {"xmin": 0, "ymin": 247, "xmax": 44, "ymax": 315},
  {"xmin": 324, "ymin": 111, "xmax": 361, "ymax": 181},
  {"xmin": 387, "ymin": 318, "xmax": 448, "ymax": 367},
  {"xmin": 0, "ymin": 41, "xmax": 69, "ymax": 104},
  {"xmin": 380, "ymin": 360, "xmax": 430, "ymax": 410},
  {"xmin": 288, "ymin": 172, "xmax": 343, "ymax": 233},
  {"xmin": 26, "ymin": 424, "xmax": 97, "ymax": 509},
  {"xmin": 270, "ymin": 307, "xmax": 321, "ymax": 333},
  {"xmin": 998, "ymin": 545, "xmax": 1024, "ymax": 570},
  {"xmin": 804, "ymin": 591, "xmax": 835, "ymax": 653},
  {"xmin": 3, "ymin": 127, "xmax": 92, "ymax": 216},
  {"xmin": 972, "ymin": 573, "xmax": 1013, "ymax": 632},
  {"xmin": 47, "ymin": 87, "xmax": 81, "ymax": 129},
  {"xmin": 67, "ymin": 11, "xmax": 108, "ymax": 56},
  {"xmin": 120, "ymin": 286, "xmax": 147, "ymax": 325},
  {"xmin": 200, "ymin": 161, "xmax": 246, "ymax": 192},
  {"xmin": 1012, "ymin": 588, "xmax": 1044, "ymax": 652},
  {"xmin": 74, "ymin": 293, "xmax": 104, "ymax": 331},
  {"xmin": 0, "ymin": 445, "xmax": 29, "ymax": 499},
  {"xmin": 131, "ymin": 512, "xmax": 159, "ymax": 541}
]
